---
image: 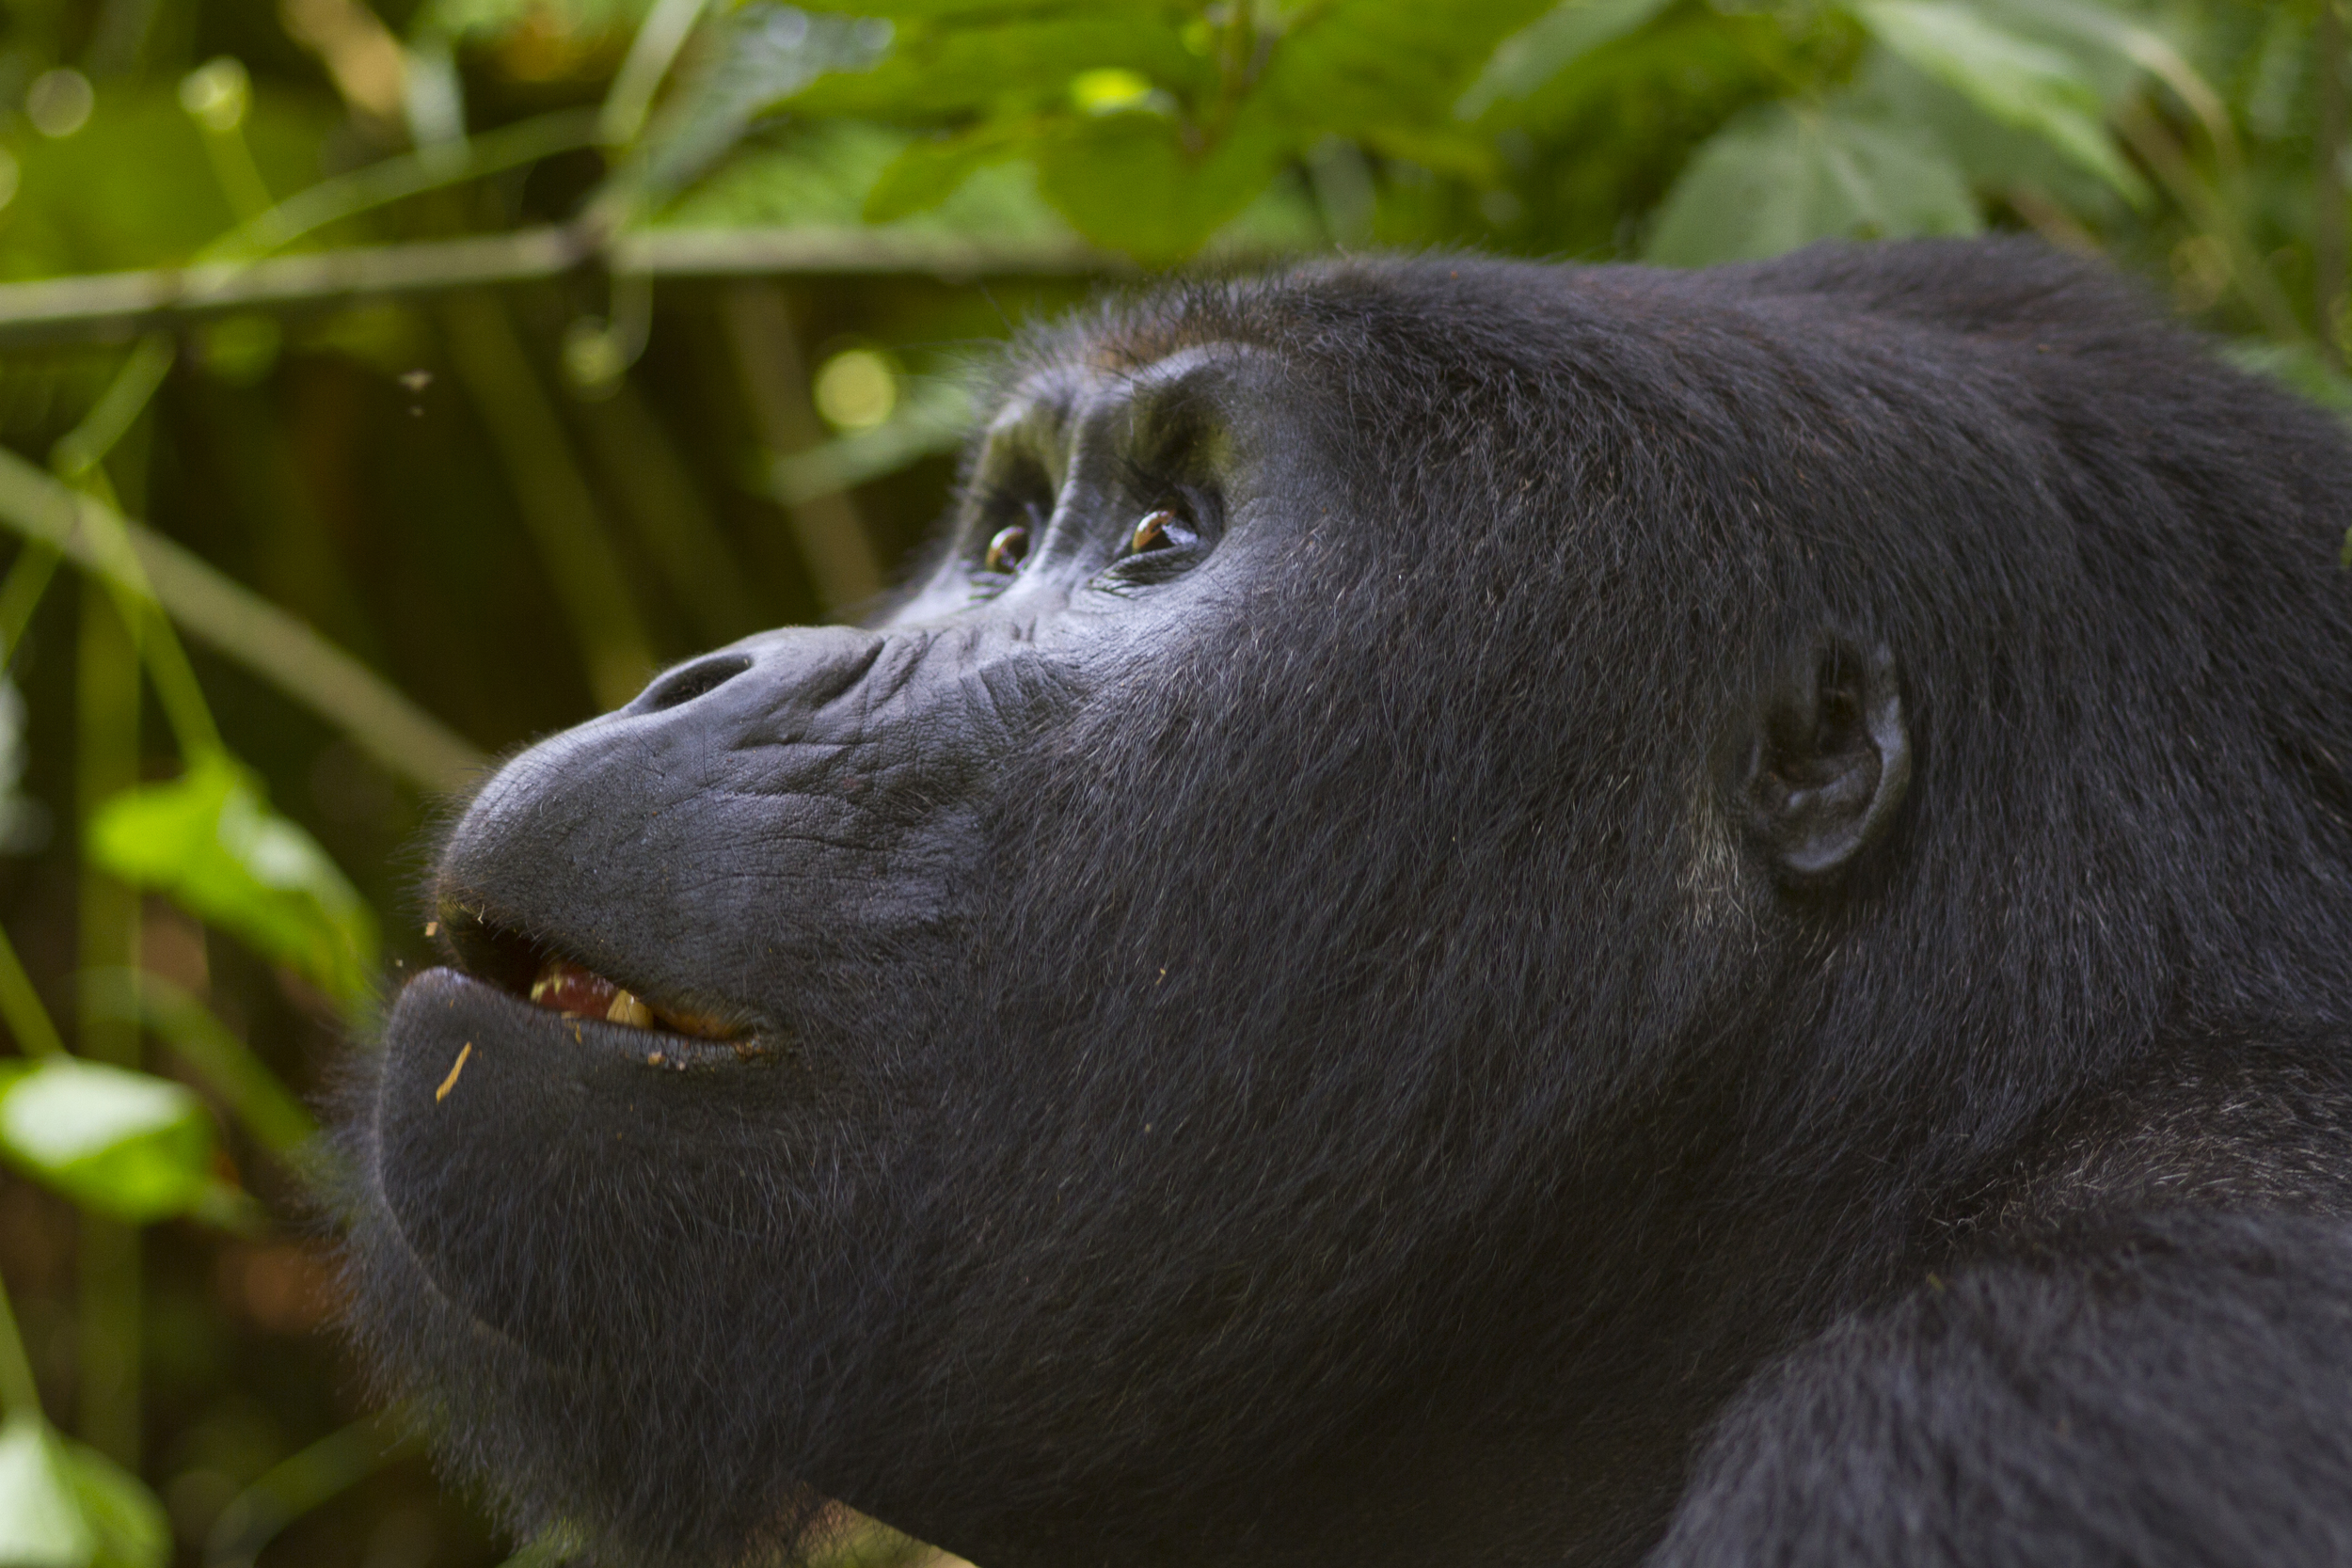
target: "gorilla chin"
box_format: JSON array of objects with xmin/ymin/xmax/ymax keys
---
[{"xmin": 346, "ymin": 242, "xmax": 2352, "ymax": 1568}]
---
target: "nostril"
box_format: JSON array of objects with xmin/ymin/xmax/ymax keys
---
[{"xmin": 637, "ymin": 653, "xmax": 754, "ymax": 713}]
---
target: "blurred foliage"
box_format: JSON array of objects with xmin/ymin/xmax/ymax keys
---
[
  {"xmin": 0, "ymin": 1057, "xmax": 215, "ymax": 1227},
  {"xmin": 87, "ymin": 756, "xmax": 376, "ymax": 1013},
  {"xmin": 0, "ymin": 0, "xmax": 2338, "ymax": 1563}
]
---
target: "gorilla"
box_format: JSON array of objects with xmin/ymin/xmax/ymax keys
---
[{"xmin": 344, "ymin": 239, "xmax": 2352, "ymax": 1568}]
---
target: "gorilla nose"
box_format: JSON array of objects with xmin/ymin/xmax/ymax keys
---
[
  {"xmin": 632, "ymin": 651, "xmax": 753, "ymax": 713},
  {"xmin": 619, "ymin": 626, "xmax": 886, "ymax": 720}
]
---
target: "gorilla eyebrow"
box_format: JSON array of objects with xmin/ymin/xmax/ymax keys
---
[{"xmin": 1119, "ymin": 360, "xmax": 1232, "ymax": 455}]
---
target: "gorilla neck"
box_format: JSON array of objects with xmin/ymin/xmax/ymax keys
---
[
  {"xmin": 942, "ymin": 1430, "xmax": 1694, "ymax": 1568},
  {"xmin": 886, "ymin": 1101, "xmax": 1905, "ymax": 1568},
  {"xmin": 914, "ymin": 1303, "xmax": 1802, "ymax": 1568}
]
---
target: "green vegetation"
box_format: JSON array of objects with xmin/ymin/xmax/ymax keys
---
[{"xmin": 0, "ymin": 0, "xmax": 2335, "ymax": 1562}]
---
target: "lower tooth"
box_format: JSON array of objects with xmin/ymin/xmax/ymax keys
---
[{"xmin": 607, "ymin": 990, "xmax": 654, "ymax": 1029}]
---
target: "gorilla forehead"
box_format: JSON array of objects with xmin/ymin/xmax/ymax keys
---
[{"xmin": 996, "ymin": 254, "xmax": 2051, "ymax": 611}]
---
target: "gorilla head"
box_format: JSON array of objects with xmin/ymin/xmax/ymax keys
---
[{"xmin": 344, "ymin": 243, "xmax": 2352, "ymax": 1568}]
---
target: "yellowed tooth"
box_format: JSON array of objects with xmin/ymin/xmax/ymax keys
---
[
  {"xmin": 607, "ymin": 990, "xmax": 655, "ymax": 1029},
  {"xmin": 530, "ymin": 976, "xmax": 552, "ymax": 1003}
]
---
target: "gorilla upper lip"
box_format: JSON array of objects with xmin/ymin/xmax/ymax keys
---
[{"xmin": 436, "ymin": 901, "xmax": 755, "ymax": 1048}]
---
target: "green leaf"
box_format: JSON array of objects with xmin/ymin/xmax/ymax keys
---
[
  {"xmin": 621, "ymin": 4, "xmax": 895, "ymax": 204},
  {"xmin": 1851, "ymin": 0, "xmax": 2146, "ymax": 202},
  {"xmin": 1356, "ymin": 123, "xmax": 1497, "ymax": 182},
  {"xmin": 0, "ymin": 1417, "xmax": 166, "ymax": 1568},
  {"xmin": 788, "ymin": 15, "xmax": 1211, "ymax": 119},
  {"xmin": 0, "ymin": 1059, "xmax": 215, "ymax": 1224},
  {"xmin": 62, "ymin": 1441, "xmax": 168, "ymax": 1568},
  {"xmin": 653, "ymin": 120, "xmax": 1076, "ymax": 240},
  {"xmin": 1032, "ymin": 108, "xmax": 1286, "ymax": 263},
  {"xmin": 79, "ymin": 970, "xmax": 318, "ymax": 1158},
  {"xmin": 0, "ymin": 1416, "xmax": 92, "ymax": 1568},
  {"xmin": 1645, "ymin": 101, "xmax": 1979, "ymax": 266},
  {"xmin": 2221, "ymin": 341, "xmax": 2352, "ymax": 419},
  {"xmin": 87, "ymin": 753, "xmax": 377, "ymax": 1010},
  {"xmin": 790, "ymin": 0, "xmax": 1150, "ymax": 15},
  {"xmin": 863, "ymin": 121, "xmax": 1030, "ymax": 223},
  {"xmin": 418, "ymin": 0, "xmax": 658, "ymax": 42},
  {"xmin": 0, "ymin": 86, "xmax": 340, "ymax": 281},
  {"xmin": 1455, "ymin": 0, "xmax": 1677, "ymax": 119},
  {"xmin": 1255, "ymin": 0, "xmax": 1560, "ymax": 136},
  {"xmin": 1848, "ymin": 45, "xmax": 2123, "ymax": 216}
]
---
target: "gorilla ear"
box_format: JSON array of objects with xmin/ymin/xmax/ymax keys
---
[{"xmin": 1739, "ymin": 641, "xmax": 1911, "ymax": 888}]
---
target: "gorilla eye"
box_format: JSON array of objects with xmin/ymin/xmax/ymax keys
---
[
  {"xmin": 984, "ymin": 526, "xmax": 1031, "ymax": 574},
  {"xmin": 1130, "ymin": 509, "xmax": 1176, "ymax": 553},
  {"xmin": 1130, "ymin": 508, "xmax": 1183, "ymax": 554}
]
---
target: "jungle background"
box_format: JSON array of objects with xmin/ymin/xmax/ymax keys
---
[{"xmin": 0, "ymin": 0, "xmax": 2340, "ymax": 1563}]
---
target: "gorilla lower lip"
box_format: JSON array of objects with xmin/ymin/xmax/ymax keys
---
[{"xmin": 527, "ymin": 957, "xmax": 739, "ymax": 1040}]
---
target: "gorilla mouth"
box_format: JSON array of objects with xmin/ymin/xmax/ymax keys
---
[
  {"xmin": 437, "ymin": 905, "xmax": 754, "ymax": 1049},
  {"xmin": 526, "ymin": 956, "xmax": 739, "ymax": 1039}
]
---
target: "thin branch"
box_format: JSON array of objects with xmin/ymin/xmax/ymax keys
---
[
  {"xmin": 57, "ymin": 385, "xmax": 230, "ymax": 764},
  {"xmin": 599, "ymin": 0, "xmax": 710, "ymax": 148},
  {"xmin": 613, "ymin": 226, "xmax": 1123, "ymax": 278},
  {"xmin": 207, "ymin": 109, "xmax": 606, "ymax": 263},
  {"xmin": 0, "ymin": 229, "xmax": 596, "ymax": 348},
  {"xmin": 0, "ymin": 448, "xmax": 485, "ymax": 792},
  {"xmin": 439, "ymin": 292, "xmax": 659, "ymax": 711},
  {"xmin": 0, "ymin": 919, "xmax": 65, "ymax": 1059},
  {"xmin": 570, "ymin": 376, "xmax": 768, "ymax": 645},
  {"xmin": 0, "ymin": 227, "xmax": 1122, "ymax": 347},
  {"xmin": 52, "ymin": 335, "xmax": 175, "ymax": 479},
  {"xmin": 723, "ymin": 284, "xmax": 881, "ymax": 613},
  {"xmin": 2114, "ymin": 103, "xmax": 2305, "ymax": 344},
  {"xmin": 81, "ymin": 969, "xmax": 318, "ymax": 1156},
  {"xmin": 205, "ymin": 1410, "xmax": 417, "ymax": 1568},
  {"xmin": 0, "ymin": 1279, "xmax": 42, "ymax": 1418}
]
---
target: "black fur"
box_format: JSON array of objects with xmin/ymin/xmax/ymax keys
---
[{"xmin": 340, "ymin": 240, "xmax": 2352, "ymax": 1568}]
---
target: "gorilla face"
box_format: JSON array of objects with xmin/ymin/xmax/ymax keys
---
[
  {"xmin": 349, "ymin": 255, "xmax": 2032, "ymax": 1568},
  {"xmin": 356, "ymin": 333, "xmax": 1562, "ymax": 1563}
]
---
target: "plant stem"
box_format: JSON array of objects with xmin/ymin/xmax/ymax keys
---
[
  {"xmin": 599, "ymin": 0, "xmax": 709, "ymax": 148},
  {"xmin": 438, "ymin": 291, "xmax": 659, "ymax": 709},
  {"xmin": 205, "ymin": 109, "xmax": 605, "ymax": 264},
  {"xmin": 74, "ymin": 1221, "xmax": 138, "ymax": 1465},
  {"xmin": 569, "ymin": 376, "xmax": 767, "ymax": 646},
  {"xmin": 52, "ymin": 341, "xmax": 232, "ymax": 756},
  {"xmin": 75, "ymin": 574, "xmax": 143, "ymax": 1468},
  {"xmin": 0, "ymin": 1277, "xmax": 42, "ymax": 1418},
  {"xmin": 30, "ymin": 109, "xmax": 611, "ymax": 499},
  {"xmin": 2114, "ymin": 103, "xmax": 2304, "ymax": 342},
  {"xmin": 0, "ymin": 227, "xmax": 1120, "ymax": 349},
  {"xmin": 0, "ymin": 922, "xmax": 66, "ymax": 1058},
  {"xmin": 723, "ymin": 284, "xmax": 882, "ymax": 614},
  {"xmin": 51, "ymin": 336, "xmax": 173, "ymax": 484},
  {"xmin": 49, "ymin": 341, "xmax": 228, "ymax": 731},
  {"xmin": 76, "ymin": 584, "xmax": 140, "ymax": 1069},
  {"xmin": 0, "ymin": 537, "xmax": 68, "ymax": 1062},
  {"xmin": 68, "ymin": 461, "xmax": 225, "ymax": 762},
  {"xmin": 205, "ymin": 1411, "xmax": 414, "ymax": 1568},
  {"xmin": 81, "ymin": 968, "xmax": 316, "ymax": 1156},
  {"xmin": 0, "ymin": 541, "xmax": 62, "ymax": 666}
]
